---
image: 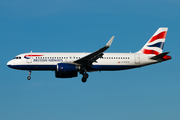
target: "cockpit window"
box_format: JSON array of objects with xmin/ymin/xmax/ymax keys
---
[{"xmin": 14, "ymin": 56, "xmax": 21, "ymax": 59}]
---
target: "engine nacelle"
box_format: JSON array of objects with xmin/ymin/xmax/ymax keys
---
[
  {"xmin": 57, "ymin": 63, "xmax": 80, "ymax": 72},
  {"xmin": 55, "ymin": 71, "xmax": 78, "ymax": 78}
]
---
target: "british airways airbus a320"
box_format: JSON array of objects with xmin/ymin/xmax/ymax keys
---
[{"xmin": 7, "ymin": 28, "xmax": 171, "ymax": 83}]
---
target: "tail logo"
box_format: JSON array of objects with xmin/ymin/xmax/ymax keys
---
[
  {"xmin": 147, "ymin": 42, "xmax": 164, "ymax": 49},
  {"xmin": 140, "ymin": 28, "xmax": 168, "ymax": 55},
  {"xmin": 148, "ymin": 31, "xmax": 167, "ymax": 43}
]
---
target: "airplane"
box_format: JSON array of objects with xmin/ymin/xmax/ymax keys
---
[{"xmin": 7, "ymin": 27, "xmax": 171, "ymax": 83}]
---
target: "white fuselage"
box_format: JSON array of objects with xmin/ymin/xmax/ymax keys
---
[{"xmin": 7, "ymin": 52, "xmax": 157, "ymax": 71}]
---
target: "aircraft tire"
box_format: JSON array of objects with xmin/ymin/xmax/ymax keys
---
[
  {"xmin": 27, "ymin": 76, "xmax": 31, "ymax": 80},
  {"xmin": 82, "ymin": 78, "xmax": 87, "ymax": 83},
  {"xmin": 81, "ymin": 73, "xmax": 89, "ymax": 83}
]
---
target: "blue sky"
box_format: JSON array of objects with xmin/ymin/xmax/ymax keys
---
[{"xmin": 1, "ymin": 0, "xmax": 180, "ymax": 120}]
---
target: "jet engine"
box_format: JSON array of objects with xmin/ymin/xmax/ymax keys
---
[{"xmin": 55, "ymin": 63, "xmax": 80, "ymax": 78}]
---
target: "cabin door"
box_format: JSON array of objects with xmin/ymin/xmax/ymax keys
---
[{"xmin": 134, "ymin": 54, "xmax": 140, "ymax": 64}]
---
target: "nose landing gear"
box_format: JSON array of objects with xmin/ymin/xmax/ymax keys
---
[{"xmin": 27, "ymin": 71, "xmax": 31, "ymax": 80}]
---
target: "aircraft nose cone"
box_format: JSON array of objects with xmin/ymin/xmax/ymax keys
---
[
  {"xmin": 7, "ymin": 60, "xmax": 18, "ymax": 69},
  {"xmin": 7, "ymin": 61, "xmax": 12, "ymax": 68}
]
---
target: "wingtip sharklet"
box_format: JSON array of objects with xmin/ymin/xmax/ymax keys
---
[{"xmin": 106, "ymin": 36, "xmax": 115, "ymax": 47}]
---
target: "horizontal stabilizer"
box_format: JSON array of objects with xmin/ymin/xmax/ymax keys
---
[{"xmin": 150, "ymin": 52, "xmax": 169, "ymax": 60}]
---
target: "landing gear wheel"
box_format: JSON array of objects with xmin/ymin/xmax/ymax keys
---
[
  {"xmin": 82, "ymin": 78, "xmax": 87, "ymax": 83},
  {"xmin": 81, "ymin": 73, "xmax": 89, "ymax": 83},
  {"xmin": 27, "ymin": 71, "xmax": 31, "ymax": 80},
  {"xmin": 27, "ymin": 76, "xmax": 31, "ymax": 80}
]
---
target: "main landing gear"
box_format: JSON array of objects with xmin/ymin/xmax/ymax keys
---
[
  {"xmin": 27, "ymin": 71, "xmax": 31, "ymax": 80},
  {"xmin": 80, "ymin": 72, "xmax": 89, "ymax": 83}
]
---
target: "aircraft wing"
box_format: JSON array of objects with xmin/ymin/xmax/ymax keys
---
[{"xmin": 74, "ymin": 36, "xmax": 114, "ymax": 66}]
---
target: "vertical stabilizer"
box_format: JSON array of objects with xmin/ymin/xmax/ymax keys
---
[{"xmin": 137, "ymin": 27, "xmax": 168, "ymax": 55}]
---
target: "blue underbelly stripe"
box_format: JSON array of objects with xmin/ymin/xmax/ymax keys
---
[
  {"xmin": 8, "ymin": 65, "xmax": 57, "ymax": 70},
  {"xmin": 8, "ymin": 64, "xmax": 138, "ymax": 71}
]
